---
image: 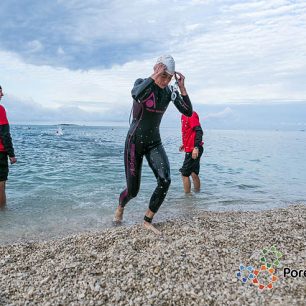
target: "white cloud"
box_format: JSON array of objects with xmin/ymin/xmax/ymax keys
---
[
  {"xmin": 1, "ymin": 0, "xmax": 306, "ymax": 124},
  {"xmin": 185, "ymin": 23, "xmax": 202, "ymax": 32},
  {"xmin": 191, "ymin": 0, "xmax": 212, "ymax": 4},
  {"xmin": 57, "ymin": 47, "xmax": 65, "ymax": 55},
  {"xmin": 0, "ymin": 50, "xmax": 152, "ymax": 110},
  {"xmin": 204, "ymin": 107, "xmax": 233, "ymax": 119},
  {"xmin": 27, "ymin": 40, "xmax": 44, "ymax": 53}
]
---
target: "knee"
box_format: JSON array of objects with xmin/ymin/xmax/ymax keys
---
[
  {"xmin": 129, "ymin": 184, "xmax": 141, "ymax": 198},
  {"xmin": 191, "ymin": 172, "xmax": 198, "ymax": 179},
  {"xmin": 120, "ymin": 187, "xmax": 138, "ymax": 205},
  {"xmin": 130, "ymin": 189, "xmax": 139, "ymax": 198},
  {"xmin": 159, "ymin": 177, "xmax": 171, "ymax": 189}
]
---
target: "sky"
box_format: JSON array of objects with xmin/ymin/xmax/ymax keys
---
[{"xmin": 1, "ymin": 0, "xmax": 306, "ymax": 129}]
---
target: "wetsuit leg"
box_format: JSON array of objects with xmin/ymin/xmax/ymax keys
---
[
  {"xmin": 145, "ymin": 144, "xmax": 171, "ymax": 213},
  {"xmin": 119, "ymin": 136, "xmax": 143, "ymax": 207}
]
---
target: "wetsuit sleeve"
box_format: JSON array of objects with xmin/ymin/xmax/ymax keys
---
[
  {"xmin": 173, "ymin": 93, "xmax": 193, "ymax": 117},
  {"xmin": 131, "ymin": 78, "xmax": 155, "ymax": 102},
  {"xmin": 194, "ymin": 126, "xmax": 203, "ymax": 147},
  {"xmin": 190, "ymin": 112, "xmax": 203, "ymax": 147},
  {"xmin": 0, "ymin": 124, "xmax": 15, "ymax": 157}
]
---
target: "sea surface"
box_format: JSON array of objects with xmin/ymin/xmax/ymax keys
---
[{"xmin": 1, "ymin": 125, "xmax": 306, "ymax": 244}]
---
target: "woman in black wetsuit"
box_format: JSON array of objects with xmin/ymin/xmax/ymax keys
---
[{"xmin": 114, "ymin": 55, "xmax": 193, "ymax": 234}]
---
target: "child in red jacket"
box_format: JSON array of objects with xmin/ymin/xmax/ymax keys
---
[{"xmin": 179, "ymin": 111, "xmax": 203, "ymax": 193}]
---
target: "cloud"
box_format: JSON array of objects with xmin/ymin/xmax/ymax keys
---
[
  {"xmin": 204, "ymin": 107, "xmax": 234, "ymax": 119},
  {"xmin": 0, "ymin": 49, "xmax": 149, "ymax": 109},
  {"xmin": 27, "ymin": 40, "xmax": 44, "ymax": 53},
  {"xmin": 0, "ymin": 0, "xmax": 306, "ymax": 125},
  {"xmin": 1, "ymin": 0, "xmax": 212, "ymax": 69},
  {"xmin": 2, "ymin": 94, "xmax": 130, "ymax": 125},
  {"xmin": 57, "ymin": 47, "xmax": 65, "ymax": 55}
]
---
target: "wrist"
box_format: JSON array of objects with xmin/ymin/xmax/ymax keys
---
[
  {"xmin": 150, "ymin": 75, "xmax": 157, "ymax": 81},
  {"xmin": 179, "ymin": 87, "xmax": 187, "ymax": 95}
]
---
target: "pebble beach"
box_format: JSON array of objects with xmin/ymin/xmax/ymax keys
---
[{"xmin": 1, "ymin": 204, "xmax": 305, "ymax": 305}]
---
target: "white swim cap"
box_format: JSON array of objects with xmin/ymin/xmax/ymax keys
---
[{"xmin": 156, "ymin": 55, "xmax": 175, "ymax": 75}]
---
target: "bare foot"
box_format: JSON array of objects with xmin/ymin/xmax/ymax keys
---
[
  {"xmin": 113, "ymin": 206, "xmax": 124, "ymax": 224},
  {"xmin": 143, "ymin": 221, "xmax": 162, "ymax": 235}
]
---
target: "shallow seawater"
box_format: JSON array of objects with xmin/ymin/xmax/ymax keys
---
[{"xmin": 1, "ymin": 125, "xmax": 305, "ymax": 244}]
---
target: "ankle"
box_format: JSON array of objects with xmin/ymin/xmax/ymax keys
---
[{"xmin": 144, "ymin": 215, "xmax": 153, "ymax": 223}]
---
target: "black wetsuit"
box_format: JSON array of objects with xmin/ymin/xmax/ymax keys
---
[{"xmin": 119, "ymin": 77, "xmax": 193, "ymax": 213}]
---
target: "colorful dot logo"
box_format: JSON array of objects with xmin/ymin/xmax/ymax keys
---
[
  {"xmin": 236, "ymin": 265, "xmax": 254, "ymax": 283},
  {"xmin": 252, "ymin": 265, "xmax": 278, "ymax": 290},
  {"xmin": 260, "ymin": 246, "xmax": 282, "ymax": 268},
  {"xmin": 236, "ymin": 246, "xmax": 281, "ymax": 291}
]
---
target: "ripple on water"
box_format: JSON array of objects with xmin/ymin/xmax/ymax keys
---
[{"xmin": 1, "ymin": 126, "xmax": 306, "ymax": 244}]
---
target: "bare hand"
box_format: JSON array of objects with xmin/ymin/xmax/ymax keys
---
[
  {"xmin": 192, "ymin": 148, "xmax": 199, "ymax": 160},
  {"xmin": 151, "ymin": 63, "xmax": 167, "ymax": 81},
  {"xmin": 179, "ymin": 145, "xmax": 184, "ymax": 152},
  {"xmin": 175, "ymin": 72, "xmax": 187, "ymax": 95},
  {"xmin": 9, "ymin": 157, "xmax": 17, "ymax": 164}
]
